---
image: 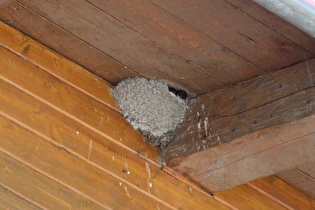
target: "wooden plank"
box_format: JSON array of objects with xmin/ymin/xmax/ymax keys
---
[
  {"xmin": 249, "ymin": 176, "xmax": 315, "ymax": 209},
  {"xmin": 17, "ymin": 0, "xmax": 222, "ymax": 94},
  {"xmin": 225, "ymin": 0, "xmax": 315, "ymax": 54},
  {"xmin": 0, "ymin": 51, "xmax": 228, "ymax": 209},
  {"xmin": 0, "ymin": 115, "xmax": 171, "ymax": 210},
  {"xmin": 215, "ymin": 185, "xmax": 286, "ymax": 210},
  {"xmin": 0, "ymin": 151, "xmax": 104, "ymax": 209},
  {"xmin": 0, "ymin": 20, "xmax": 119, "ymax": 112},
  {"xmin": 0, "ymin": 78, "xmax": 227, "ymax": 210},
  {"xmin": 151, "ymin": 0, "xmax": 314, "ymax": 71},
  {"xmin": 161, "ymin": 59, "xmax": 315, "ymax": 191},
  {"xmin": 193, "ymin": 126, "xmax": 315, "ymax": 191},
  {"xmin": 164, "ymin": 103, "xmax": 315, "ymax": 191},
  {"xmin": 298, "ymin": 162, "xmax": 315, "ymax": 179},
  {"xmin": 278, "ymin": 169, "xmax": 315, "ymax": 199},
  {"xmin": 163, "ymin": 59, "xmax": 315, "ymax": 161},
  {"xmin": 196, "ymin": 59, "xmax": 315, "ymax": 118},
  {"xmin": 0, "ymin": 1, "xmax": 139, "ymax": 85},
  {"xmin": 0, "ymin": 185, "xmax": 42, "ymax": 210},
  {"xmin": 86, "ymin": 0, "xmax": 263, "ymax": 84},
  {"xmin": 0, "ymin": 45, "xmax": 159, "ymax": 161}
]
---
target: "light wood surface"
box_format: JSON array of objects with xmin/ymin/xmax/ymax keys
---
[
  {"xmin": 0, "ymin": 17, "xmax": 314, "ymax": 209},
  {"xmin": 0, "ymin": 22, "xmax": 228, "ymax": 209}
]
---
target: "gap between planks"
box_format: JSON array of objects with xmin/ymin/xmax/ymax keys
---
[
  {"xmin": 0, "ymin": 105, "xmax": 176, "ymax": 209},
  {"xmin": 84, "ymin": 0, "xmax": 226, "ymax": 85},
  {"xmin": 0, "ymin": 183, "xmax": 46, "ymax": 210},
  {"xmin": 0, "ymin": 21, "xmax": 230, "ymax": 208},
  {"xmin": 0, "ymin": 115, "xmax": 172, "ymax": 210},
  {"xmin": 0, "ymin": 71, "xmax": 160, "ymax": 168},
  {"xmin": 0, "ymin": 43, "xmax": 120, "ymax": 113},
  {"xmin": 0, "ymin": 36, "xmax": 222, "ymax": 204},
  {"xmin": 247, "ymin": 183, "xmax": 294, "ymax": 210},
  {"xmin": 0, "ymin": 21, "xmax": 119, "ymax": 112}
]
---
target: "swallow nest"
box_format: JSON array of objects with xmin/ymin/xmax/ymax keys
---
[{"xmin": 111, "ymin": 78, "xmax": 188, "ymax": 148}]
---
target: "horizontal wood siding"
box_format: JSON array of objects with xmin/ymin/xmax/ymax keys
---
[
  {"xmin": 0, "ymin": 21, "xmax": 229, "ymax": 209},
  {"xmin": 0, "ymin": 14, "xmax": 314, "ymax": 210},
  {"xmin": 1, "ymin": 0, "xmax": 314, "ymax": 94}
]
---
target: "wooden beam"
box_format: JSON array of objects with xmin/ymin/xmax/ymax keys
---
[{"xmin": 162, "ymin": 59, "xmax": 315, "ymax": 192}]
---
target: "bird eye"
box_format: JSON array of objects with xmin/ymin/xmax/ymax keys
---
[{"xmin": 176, "ymin": 90, "xmax": 187, "ymax": 100}]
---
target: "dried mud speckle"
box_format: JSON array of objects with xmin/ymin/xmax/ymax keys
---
[{"xmin": 111, "ymin": 78, "xmax": 188, "ymax": 148}]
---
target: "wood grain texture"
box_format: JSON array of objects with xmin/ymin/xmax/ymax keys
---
[
  {"xmin": 0, "ymin": 185, "xmax": 42, "ymax": 210},
  {"xmin": 215, "ymin": 185, "xmax": 286, "ymax": 210},
  {"xmin": 0, "ymin": 23, "xmax": 228, "ymax": 209},
  {"xmin": 151, "ymin": 0, "xmax": 314, "ymax": 71},
  {"xmin": 298, "ymin": 162, "xmax": 315, "ymax": 179},
  {"xmin": 225, "ymin": 0, "xmax": 315, "ymax": 54},
  {"xmin": 0, "ymin": 115, "xmax": 171, "ymax": 210},
  {"xmin": 193, "ymin": 124, "xmax": 315, "ymax": 191},
  {"xmin": 86, "ymin": 0, "xmax": 263, "ymax": 83},
  {"xmin": 0, "ymin": 74, "xmax": 226, "ymax": 210},
  {"xmin": 165, "ymin": 107, "xmax": 315, "ymax": 191},
  {"xmin": 16, "ymin": 0, "xmax": 222, "ymax": 94},
  {"xmin": 0, "ymin": 20, "xmax": 120, "ymax": 112},
  {"xmin": 249, "ymin": 176, "xmax": 315, "ymax": 209},
  {"xmin": 0, "ymin": 8, "xmax": 313, "ymax": 208},
  {"xmin": 0, "ymin": 151, "xmax": 104, "ymax": 209},
  {"xmin": 161, "ymin": 59, "xmax": 315, "ymax": 191},
  {"xmin": 0, "ymin": 1, "xmax": 139, "ymax": 85},
  {"xmin": 0, "ymin": 45, "xmax": 159, "ymax": 161},
  {"xmin": 164, "ymin": 59, "xmax": 315, "ymax": 160},
  {"xmin": 278, "ymin": 169, "xmax": 315, "ymax": 199}
]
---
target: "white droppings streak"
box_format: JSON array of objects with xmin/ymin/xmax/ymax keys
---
[
  {"xmin": 112, "ymin": 156, "xmax": 115, "ymax": 161},
  {"xmin": 87, "ymin": 140, "xmax": 93, "ymax": 162},
  {"xmin": 204, "ymin": 117, "xmax": 209, "ymax": 134},
  {"xmin": 305, "ymin": 59, "xmax": 314, "ymax": 84},
  {"xmin": 217, "ymin": 136, "xmax": 222, "ymax": 145},
  {"xmin": 145, "ymin": 162, "xmax": 151, "ymax": 179},
  {"xmin": 145, "ymin": 162, "xmax": 152, "ymax": 193},
  {"xmin": 124, "ymin": 186, "xmax": 131, "ymax": 198},
  {"xmin": 189, "ymin": 187, "xmax": 193, "ymax": 193}
]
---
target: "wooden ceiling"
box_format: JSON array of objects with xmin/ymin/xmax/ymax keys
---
[
  {"xmin": 1, "ymin": 0, "xmax": 314, "ymax": 95},
  {"xmin": 0, "ymin": 21, "xmax": 314, "ymax": 208},
  {"xmin": 1, "ymin": 0, "xmax": 315, "ymax": 207}
]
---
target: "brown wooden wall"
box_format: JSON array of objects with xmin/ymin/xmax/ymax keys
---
[
  {"xmin": 0, "ymin": 21, "xmax": 315, "ymax": 209},
  {"xmin": 1, "ymin": 0, "xmax": 314, "ymax": 95}
]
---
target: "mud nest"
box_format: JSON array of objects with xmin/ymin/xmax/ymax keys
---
[{"xmin": 111, "ymin": 78, "xmax": 188, "ymax": 148}]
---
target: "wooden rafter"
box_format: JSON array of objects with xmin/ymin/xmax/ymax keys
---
[{"xmin": 163, "ymin": 59, "xmax": 315, "ymax": 192}]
